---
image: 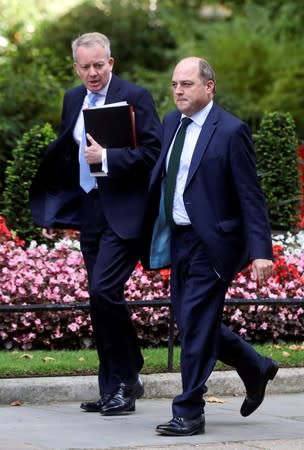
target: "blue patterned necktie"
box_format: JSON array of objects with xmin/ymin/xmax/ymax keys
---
[
  {"xmin": 164, "ymin": 117, "xmax": 192, "ymax": 228},
  {"xmin": 79, "ymin": 92, "xmax": 100, "ymax": 192}
]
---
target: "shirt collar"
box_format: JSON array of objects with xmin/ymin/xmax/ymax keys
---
[
  {"xmin": 86, "ymin": 72, "xmax": 112, "ymax": 97},
  {"xmin": 182, "ymin": 100, "xmax": 213, "ymax": 127}
]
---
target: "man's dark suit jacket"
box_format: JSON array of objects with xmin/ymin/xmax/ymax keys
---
[
  {"xmin": 30, "ymin": 74, "xmax": 161, "ymax": 240},
  {"xmin": 143, "ymin": 102, "xmax": 273, "ymax": 280}
]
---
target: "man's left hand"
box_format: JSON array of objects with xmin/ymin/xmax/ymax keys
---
[{"xmin": 252, "ymin": 259, "xmax": 273, "ymax": 285}]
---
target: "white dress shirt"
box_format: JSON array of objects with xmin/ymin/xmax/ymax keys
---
[
  {"xmin": 73, "ymin": 73, "xmax": 112, "ymax": 175},
  {"xmin": 166, "ymin": 100, "xmax": 213, "ymax": 225}
]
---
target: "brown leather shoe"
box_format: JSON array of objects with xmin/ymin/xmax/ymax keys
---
[
  {"xmin": 156, "ymin": 415, "xmax": 205, "ymax": 436},
  {"xmin": 241, "ymin": 360, "xmax": 279, "ymax": 417}
]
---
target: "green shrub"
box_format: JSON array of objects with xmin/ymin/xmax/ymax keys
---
[
  {"xmin": 254, "ymin": 111, "xmax": 300, "ymax": 230},
  {"xmin": 1, "ymin": 123, "xmax": 56, "ymax": 243},
  {"xmin": 0, "ymin": 62, "xmax": 63, "ymax": 192}
]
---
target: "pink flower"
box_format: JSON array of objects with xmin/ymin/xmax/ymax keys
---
[
  {"xmin": 1, "ymin": 223, "xmax": 304, "ymax": 349},
  {"xmin": 67, "ymin": 323, "xmax": 79, "ymax": 332}
]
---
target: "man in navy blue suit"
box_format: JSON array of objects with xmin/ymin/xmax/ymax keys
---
[
  {"xmin": 146, "ymin": 57, "xmax": 278, "ymax": 436},
  {"xmin": 30, "ymin": 32, "xmax": 161, "ymax": 415}
]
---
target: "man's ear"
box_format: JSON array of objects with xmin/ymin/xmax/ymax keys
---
[
  {"xmin": 73, "ymin": 62, "xmax": 79, "ymax": 76},
  {"xmin": 206, "ymin": 80, "xmax": 215, "ymax": 91},
  {"xmin": 109, "ymin": 57, "xmax": 115, "ymax": 71}
]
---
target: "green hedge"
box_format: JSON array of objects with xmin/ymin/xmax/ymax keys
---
[
  {"xmin": 1, "ymin": 123, "xmax": 56, "ymax": 243},
  {"xmin": 254, "ymin": 111, "xmax": 300, "ymax": 230},
  {"xmin": 1, "ymin": 110, "xmax": 301, "ymax": 242}
]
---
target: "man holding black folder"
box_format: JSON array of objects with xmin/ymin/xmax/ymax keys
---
[{"xmin": 30, "ymin": 32, "xmax": 161, "ymax": 415}]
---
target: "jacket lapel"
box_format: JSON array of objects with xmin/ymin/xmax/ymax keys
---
[
  {"xmin": 104, "ymin": 74, "xmax": 123, "ymax": 104},
  {"xmin": 149, "ymin": 112, "xmax": 180, "ymax": 188},
  {"xmin": 185, "ymin": 103, "xmax": 219, "ymax": 188},
  {"xmin": 69, "ymin": 86, "xmax": 86, "ymax": 129}
]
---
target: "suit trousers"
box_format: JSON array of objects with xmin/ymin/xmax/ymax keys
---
[
  {"xmin": 80, "ymin": 190, "xmax": 144, "ymax": 396},
  {"xmin": 170, "ymin": 225, "xmax": 270, "ymax": 419}
]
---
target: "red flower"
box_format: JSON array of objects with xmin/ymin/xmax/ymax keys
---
[
  {"xmin": 0, "ymin": 215, "xmax": 24, "ymax": 246},
  {"xmin": 0, "ymin": 215, "xmax": 12, "ymax": 241},
  {"xmin": 159, "ymin": 268, "xmax": 171, "ymax": 281},
  {"xmin": 272, "ymin": 244, "xmax": 284, "ymax": 257}
]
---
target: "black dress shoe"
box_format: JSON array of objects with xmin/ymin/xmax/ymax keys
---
[
  {"xmin": 156, "ymin": 415, "xmax": 205, "ymax": 436},
  {"xmin": 80, "ymin": 393, "xmax": 112, "ymax": 412},
  {"xmin": 80, "ymin": 398, "xmax": 105, "ymax": 412},
  {"xmin": 241, "ymin": 360, "xmax": 279, "ymax": 417},
  {"xmin": 101, "ymin": 377, "xmax": 144, "ymax": 415}
]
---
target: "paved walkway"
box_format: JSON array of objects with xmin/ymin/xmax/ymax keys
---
[
  {"xmin": 0, "ymin": 369, "xmax": 303, "ymax": 450},
  {"xmin": 1, "ymin": 395, "xmax": 304, "ymax": 450}
]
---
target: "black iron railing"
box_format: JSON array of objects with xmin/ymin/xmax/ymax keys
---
[{"xmin": 0, "ymin": 297, "xmax": 303, "ymax": 371}]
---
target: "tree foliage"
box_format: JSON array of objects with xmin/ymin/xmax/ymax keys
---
[
  {"xmin": 180, "ymin": 2, "xmax": 304, "ymax": 135},
  {"xmin": 0, "ymin": 0, "xmax": 303, "ymax": 220},
  {"xmin": 0, "ymin": 0, "xmax": 178, "ymax": 190}
]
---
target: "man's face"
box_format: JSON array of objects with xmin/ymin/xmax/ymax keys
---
[
  {"xmin": 73, "ymin": 44, "xmax": 114, "ymax": 92},
  {"xmin": 171, "ymin": 59, "xmax": 214, "ymax": 116}
]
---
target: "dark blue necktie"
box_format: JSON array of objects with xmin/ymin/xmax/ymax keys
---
[{"xmin": 164, "ymin": 117, "xmax": 192, "ymax": 228}]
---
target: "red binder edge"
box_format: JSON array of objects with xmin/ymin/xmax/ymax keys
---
[{"xmin": 130, "ymin": 105, "xmax": 138, "ymax": 148}]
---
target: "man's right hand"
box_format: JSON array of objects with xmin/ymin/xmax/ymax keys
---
[{"xmin": 42, "ymin": 228, "xmax": 57, "ymax": 239}]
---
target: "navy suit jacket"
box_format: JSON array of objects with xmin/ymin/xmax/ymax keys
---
[
  {"xmin": 30, "ymin": 74, "xmax": 161, "ymax": 239},
  {"xmin": 143, "ymin": 102, "xmax": 273, "ymax": 280}
]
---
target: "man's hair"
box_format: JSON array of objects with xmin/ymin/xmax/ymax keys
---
[
  {"xmin": 199, "ymin": 59, "xmax": 216, "ymax": 93},
  {"xmin": 71, "ymin": 32, "xmax": 111, "ymax": 61}
]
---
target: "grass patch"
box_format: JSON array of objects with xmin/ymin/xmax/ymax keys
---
[{"xmin": 0, "ymin": 342, "xmax": 303, "ymax": 378}]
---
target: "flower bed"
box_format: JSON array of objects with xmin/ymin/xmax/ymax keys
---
[{"xmin": 0, "ymin": 216, "xmax": 303, "ymax": 350}]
